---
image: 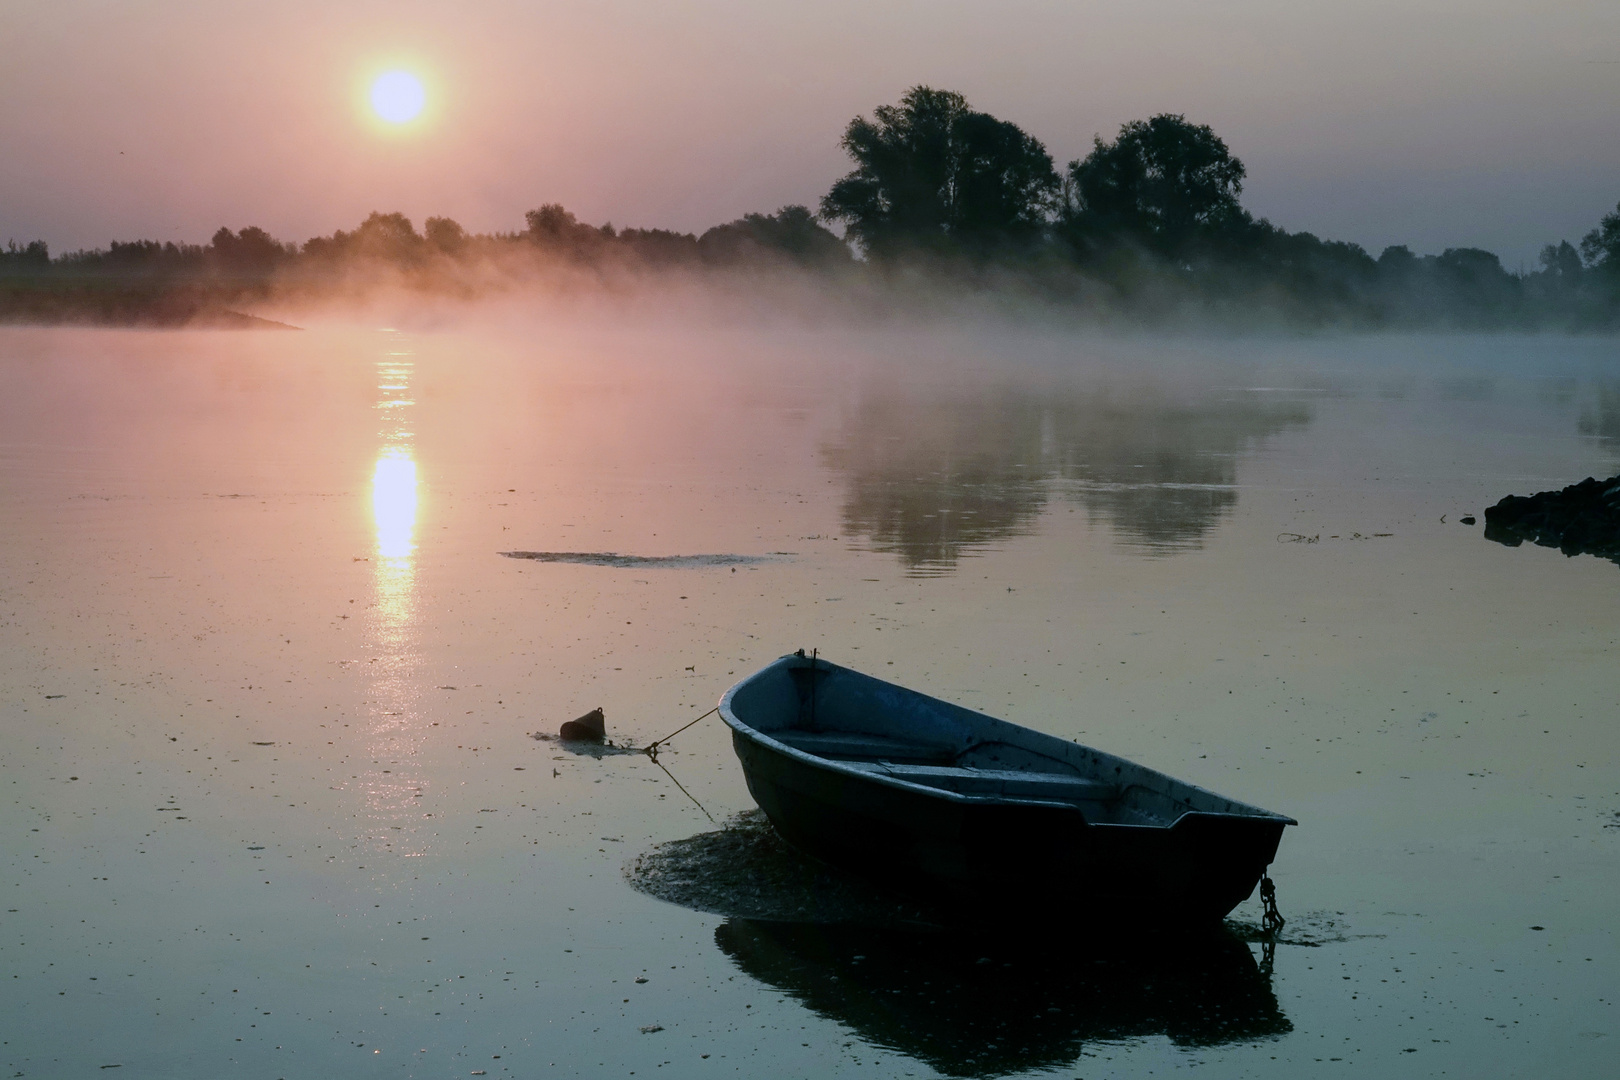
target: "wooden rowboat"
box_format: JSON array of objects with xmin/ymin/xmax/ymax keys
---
[{"xmin": 719, "ymin": 652, "xmax": 1296, "ymax": 923}]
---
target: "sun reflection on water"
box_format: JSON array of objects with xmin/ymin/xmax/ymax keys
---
[
  {"xmin": 371, "ymin": 351, "xmax": 419, "ymax": 634},
  {"xmin": 373, "ymin": 450, "xmax": 418, "ymax": 561},
  {"xmin": 359, "ymin": 343, "xmax": 428, "ymax": 854}
]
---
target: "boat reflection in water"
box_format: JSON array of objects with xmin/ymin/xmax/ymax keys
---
[
  {"xmin": 717, "ymin": 918, "xmax": 1289, "ymax": 1076},
  {"xmin": 628, "ymin": 813, "xmax": 1290, "ymax": 1076}
]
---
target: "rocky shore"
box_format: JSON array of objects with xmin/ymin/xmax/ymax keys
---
[{"xmin": 1484, "ymin": 474, "xmax": 1620, "ymax": 565}]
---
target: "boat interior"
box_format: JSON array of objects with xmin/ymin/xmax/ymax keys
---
[
  {"xmin": 724, "ymin": 655, "xmax": 1293, "ymax": 829},
  {"xmin": 766, "ymin": 728, "xmax": 1159, "ymax": 824}
]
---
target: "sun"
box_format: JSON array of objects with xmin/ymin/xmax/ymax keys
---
[{"xmin": 370, "ymin": 71, "xmax": 425, "ymax": 124}]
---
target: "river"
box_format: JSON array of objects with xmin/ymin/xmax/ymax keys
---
[{"xmin": 1, "ymin": 322, "xmax": 1616, "ymax": 1078}]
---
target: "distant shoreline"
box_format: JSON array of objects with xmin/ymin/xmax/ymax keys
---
[
  {"xmin": 0, "ymin": 281, "xmax": 299, "ymax": 330},
  {"xmin": 0, "ymin": 309, "xmax": 302, "ymax": 330},
  {"xmin": 6, "ymin": 87, "xmax": 1616, "ymax": 333}
]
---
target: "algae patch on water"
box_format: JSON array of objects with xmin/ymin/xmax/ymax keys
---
[{"xmin": 500, "ymin": 551, "xmax": 777, "ymax": 568}]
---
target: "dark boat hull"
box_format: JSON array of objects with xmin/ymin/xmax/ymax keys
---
[
  {"xmin": 721, "ymin": 655, "xmax": 1294, "ymax": 923},
  {"xmin": 733, "ymin": 731, "xmax": 1285, "ymax": 922}
]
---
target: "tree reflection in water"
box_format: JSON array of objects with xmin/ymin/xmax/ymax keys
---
[
  {"xmin": 825, "ymin": 382, "xmax": 1311, "ymax": 572},
  {"xmin": 1577, "ymin": 384, "xmax": 1620, "ymax": 454}
]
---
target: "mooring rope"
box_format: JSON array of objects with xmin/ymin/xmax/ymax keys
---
[
  {"xmin": 645, "ymin": 706, "xmax": 719, "ymax": 759},
  {"xmin": 646, "ymin": 752, "xmax": 717, "ymax": 824}
]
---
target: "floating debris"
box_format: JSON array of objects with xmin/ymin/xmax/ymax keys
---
[
  {"xmin": 559, "ymin": 707, "xmax": 606, "ymax": 742},
  {"xmin": 529, "ymin": 729, "xmax": 642, "ymax": 757},
  {"xmin": 499, "ymin": 551, "xmax": 775, "ymax": 569}
]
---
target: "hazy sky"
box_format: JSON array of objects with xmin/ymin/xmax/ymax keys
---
[{"xmin": 4, "ymin": 0, "xmax": 1618, "ymax": 266}]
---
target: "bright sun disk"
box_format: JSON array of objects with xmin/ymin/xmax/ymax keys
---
[{"xmin": 371, "ymin": 71, "xmax": 425, "ymax": 124}]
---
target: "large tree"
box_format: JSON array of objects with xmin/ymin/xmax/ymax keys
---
[
  {"xmin": 1581, "ymin": 201, "xmax": 1620, "ymax": 276},
  {"xmin": 820, "ymin": 86, "xmax": 1059, "ymax": 257},
  {"xmin": 1063, "ymin": 114, "xmax": 1248, "ymax": 257}
]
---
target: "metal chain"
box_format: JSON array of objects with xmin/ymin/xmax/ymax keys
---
[{"xmin": 1260, "ymin": 874, "xmax": 1286, "ymax": 935}]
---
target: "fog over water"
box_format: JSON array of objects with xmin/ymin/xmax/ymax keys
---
[{"xmin": 1, "ymin": 321, "xmax": 1617, "ymax": 1078}]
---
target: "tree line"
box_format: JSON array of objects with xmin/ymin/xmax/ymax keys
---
[{"xmin": 5, "ymin": 85, "xmax": 1620, "ymax": 328}]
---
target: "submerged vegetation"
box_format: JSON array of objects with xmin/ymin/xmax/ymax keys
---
[{"xmin": 5, "ymin": 85, "xmax": 1620, "ymax": 328}]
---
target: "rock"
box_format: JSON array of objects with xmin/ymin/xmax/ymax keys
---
[
  {"xmin": 559, "ymin": 707, "xmax": 606, "ymax": 742},
  {"xmin": 1483, "ymin": 474, "xmax": 1620, "ymax": 566}
]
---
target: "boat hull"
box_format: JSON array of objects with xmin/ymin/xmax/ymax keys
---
[
  {"xmin": 721, "ymin": 654, "xmax": 1294, "ymax": 924},
  {"xmin": 733, "ymin": 731, "xmax": 1286, "ymax": 922}
]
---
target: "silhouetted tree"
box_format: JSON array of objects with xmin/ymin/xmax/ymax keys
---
[
  {"xmin": 1376, "ymin": 245, "xmax": 1416, "ymax": 272},
  {"xmin": 424, "ymin": 216, "xmax": 468, "ymax": 254},
  {"xmin": 1228, "ymin": 222, "xmax": 1378, "ymax": 321},
  {"xmin": 208, "ymin": 226, "xmax": 290, "ymax": 272},
  {"xmin": 1395, "ymin": 248, "xmax": 1518, "ymax": 326},
  {"xmin": 1062, "ymin": 115, "xmax": 1248, "ymax": 259},
  {"xmin": 1540, "ymin": 240, "xmax": 1583, "ymax": 281},
  {"xmin": 0, "ymin": 240, "xmax": 49, "ymax": 271},
  {"xmin": 820, "ymin": 86, "xmax": 1059, "ymax": 257},
  {"xmin": 351, "ymin": 212, "xmax": 421, "ymax": 260},
  {"xmin": 1581, "ymin": 201, "xmax": 1620, "ymax": 276},
  {"xmin": 615, "ymin": 227, "xmax": 699, "ymax": 265},
  {"xmin": 301, "ymin": 212, "xmax": 422, "ymax": 262},
  {"xmin": 698, "ymin": 205, "xmax": 850, "ymax": 266},
  {"xmin": 1435, "ymin": 247, "xmax": 1507, "ymax": 284},
  {"xmin": 822, "ymin": 87, "xmax": 970, "ymax": 254},
  {"xmin": 1436, "ymin": 248, "xmax": 1517, "ymax": 320},
  {"xmin": 52, "ymin": 239, "xmax": 205, "ymax": 275},
  {"xmin": 1522, "ymin": 240, "xmax": 1587, "ymax": 322},
  {"xmin": 524, "ymin": 204, "xmax": 573, "ymax": 241},
  {"xmin": 951, "ymin": 111, "xmax": 1062, "ymax": 246},
  {"xmin": 524, "ymin": 204, "xmax": 611, "ymax": 256}
]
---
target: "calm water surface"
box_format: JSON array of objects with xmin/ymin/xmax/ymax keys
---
[{"xmin": 1, "ymin": 324, "xmax": 1617, "ymax": 1078}]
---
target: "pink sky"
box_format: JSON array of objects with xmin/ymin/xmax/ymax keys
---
[{"xmin": 3, "ymin": 0, "xmax": 1618, "ymax": 265}]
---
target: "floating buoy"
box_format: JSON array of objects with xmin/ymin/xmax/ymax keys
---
[{"xmin": 559, "ymin": 707, "xmax": 606, "ymax": 742}]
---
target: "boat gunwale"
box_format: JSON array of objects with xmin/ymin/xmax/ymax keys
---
[{"xmin": 719, "ymin": 654, "xmax": 1299, "ymax": 829}]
